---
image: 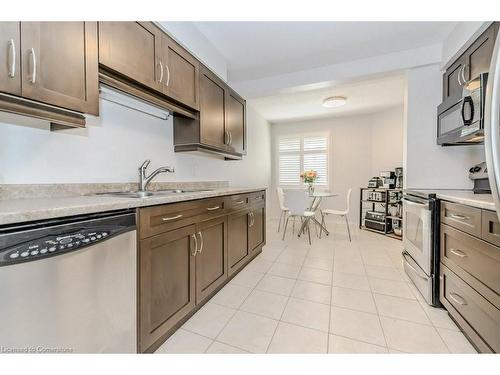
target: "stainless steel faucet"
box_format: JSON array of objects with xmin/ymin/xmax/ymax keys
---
[{"xmin": 138, "ymin": 160, "xmax": 175, "ymax": 192}]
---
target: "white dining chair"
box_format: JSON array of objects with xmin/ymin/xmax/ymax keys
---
[
  {"xmin": 282, "ymin": 189, "xmax": 315, "ymax": 244},
  {"xmin": 276, "ymin": 187, "xmax": 289, "ymax": 232},
  {"xmin": 321, "ymin": 188, "xmax": 352, "ymax": 241}
]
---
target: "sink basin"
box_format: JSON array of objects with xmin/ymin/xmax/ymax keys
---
[
  {"xmin": 93, "ymin": 188, "xmax": 213, "ymax": 198},
  {"xmin": 94, "ymin": 191, "xmax": 154, "ymax": 198}
]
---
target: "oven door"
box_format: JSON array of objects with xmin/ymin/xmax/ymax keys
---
[{"xmin": 402, "ymin": 197, "xmax": 432, "ymax": 275}]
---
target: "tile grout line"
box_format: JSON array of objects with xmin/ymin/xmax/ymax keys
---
[
  {"xmin": 359, "ymin": 243, "xmax": 389, "ymax": 350},
  {"xmin": 265, "ymin": 238, "xmax": 312, "ymax": 353},
  {"xmin": 210, "ymin": 244, "xmax": 288, "ymax": 353}
]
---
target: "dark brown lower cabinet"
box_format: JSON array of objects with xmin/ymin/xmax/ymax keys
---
[
  {"xmin": 249, "ymin": 203, "xmax": 265, "ymax": 254},
  {"xmin": 195, "ymin": 216, "xmax": 228, "ymax": 304},
  {"xmin": 138, "ymin": 191, "xmax": 266, "ymax": 353},
  {"xmin": 139, "ymin": 224, "xmax": 197, "ymax": 353},
  {"xmin": 228, "ymin": 209, "xmax": 250, "ymax": 276}
]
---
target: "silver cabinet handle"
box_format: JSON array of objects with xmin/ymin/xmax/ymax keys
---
[
  {"xmin": 29, "ymin": 47, "xmax": 36, "ymax": 84},
  {"xmin": 162, "ymin": 214, "xmax": 183, "ymax": 221},
  {"xmin": 449, "ymin": 213, "xmax": 468, "ymax": 221},
  {"xmin": 252, "ymin": 212, "xmax": 255, "ymax": 227},
  {"xmin": 235, "ymin": 200, "xmax": 245, "ymax": 205},
  {"xmin": 197, "ymin": 231, "xmax": 203, "ymax": 254},
  {"xmin": 461, "ymin": 63, "xmax": 468, "ymax": 85},
  {"xmin": 248, "ymin": 212, "xmax": 252, "ymax": 227},
  {"xmin": 7, "ymin": 39, "xmax": 15, "ymax": 78},
  {"xmin": 248, "ymin": 212, "xmax": 255, "ymax": 227},
  {"xmin": 457, "ymin": 64, "xmax": 464, "ymax": 86},
  {"xmin": 165, "ymin": 64, "xmax": 170, "ymax": 86},
  {"xmin": 228, "ymin": 131, "xmax": 232, "ymax": 145},
  {"xmin": 449, "ymin": 292, "xmax": 467, "ymax": 306},
  {"xmin": 450, "ymin": 248, "xmax": 467, "ymax": 258},
  {"xmin": 191, "ymin": 234, "xmax": 198, "ymax": 256},
  {"xmin": 207, "ymin": 206, "xmax": 220, "ymax": 211},
  {"xmin": 224, "ymin": 130, "xmax": 229, "ymax": 145},
  {"xmin": 157, "ymin": 61, "xmax": 164, "ymax": 83}
]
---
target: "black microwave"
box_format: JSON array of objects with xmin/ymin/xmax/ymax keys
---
[{"xmin": 437, "ymin": 73, "xmax": 487, "ymax": 146}]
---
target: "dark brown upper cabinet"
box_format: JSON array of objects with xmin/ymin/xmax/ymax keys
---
[
  {"xmin": 442, "ymin": 22, "xmax": 498, "ymax": 104},
  {"xmin": 0, "ymin": 22, "xmax": 21, "ymax": 96},
  {"xmin": 226, "ymin": 88, "xmax": 247, "ymax": 155},
  {"xmin": 173, "ymin": 66, "xmax": 247, "ymax": 160},
  {"xmin": 0, "ymin": 22, "xmax": 98, "ymax": 123},
  {"xmin": 195, "ymin": 216, "xmax": 228, "ymax": 304},
  {"xmin": 162, "ymin": 35, "xmax": 200, "ymax": 110},
  {"xmin": 199, "ymin": 66, "xmax": 227, "ymax": 150},
  {"xmin": 98, "ymin": 22, "xmax": 164, "ymax": 94}
]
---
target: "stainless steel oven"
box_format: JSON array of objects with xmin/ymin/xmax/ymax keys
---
[
  {"xmin": 437, "ymin": 73, "xmax": 488, "ymax": 145},
  {"xmin": 402, "ymin": 191, "xmax": 440, "ymax": 306}
]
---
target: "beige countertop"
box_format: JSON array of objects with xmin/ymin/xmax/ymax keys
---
[
  {"xmin": 0, "ymin": 187, "xmax": 267, "ymax": 226},
  {"xmin": 408, "ymin": 189, "xmax": 496, "ymax": 210}
]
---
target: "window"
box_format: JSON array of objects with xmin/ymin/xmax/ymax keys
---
[{"xmin": 278, "ymin": 134, "xmax": 329, "ymax": 187}]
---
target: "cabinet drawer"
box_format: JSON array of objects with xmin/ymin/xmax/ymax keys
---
[
  {"xmin": 441, "ymin": 224, "xmax": 500, "ymax": 296},
  {"xmin": 441, "ymin": 201, "xmax": 482, "ymax": 237},
  {"xmin": 226, "ymin": 194, "xmax": 250, "ymax": 211},
  {"xmin": 249, "ymin": 191, "xmax": 266, "ymax": 207},
  {"xmin": 440, "ymin": 265, "xmax": 500, "ymax": 353},
  {"xmin": 482, "ymin": 210, "xmax": 500, "ymax": 247},
  {"xmin": 139, "ymin": 197, "xmax": 226, "ymax": 239}
]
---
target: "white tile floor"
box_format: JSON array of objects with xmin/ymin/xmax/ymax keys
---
[{"xmin": 156, "ymin": 220, "xmax": 477, "ymax": 354}]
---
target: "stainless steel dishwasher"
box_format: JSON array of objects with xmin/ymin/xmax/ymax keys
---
[{"xmin": 0, "ymin": 210, "xmax": 137, "ymax": 353}]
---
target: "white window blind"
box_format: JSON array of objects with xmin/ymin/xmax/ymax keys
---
[{"xmin": 278, "ymin": 134, "xmax": 329, "ymax": 187}]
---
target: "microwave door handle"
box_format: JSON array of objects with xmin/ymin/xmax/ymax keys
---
[{"xmin": 460, "ymin": 96, "xmax": 474, "ymax": 126}]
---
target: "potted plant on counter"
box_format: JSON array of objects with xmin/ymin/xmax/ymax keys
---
[{"xmin": 301, "ymin": 170, "xmax": 318, "ymax": 195}]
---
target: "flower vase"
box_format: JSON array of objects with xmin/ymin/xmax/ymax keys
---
[{"xmin": 308, "ymin": 183, "xmax": 314, "ymax": 195}]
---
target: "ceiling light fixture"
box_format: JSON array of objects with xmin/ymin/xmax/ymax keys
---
[{"xmin": 322, "ymin": 96, "xmax": 347, "ymax": 108}]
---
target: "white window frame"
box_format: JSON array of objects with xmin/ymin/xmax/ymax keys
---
[{"xmin": 276, "ymin": 132, "xmax": 330, "ymax": 188}]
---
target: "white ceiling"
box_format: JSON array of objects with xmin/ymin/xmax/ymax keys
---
[
  {"xmin": 248, "ymin": 74, "xmax": 406, "ymax": 123},
  {"xmin": 194, "ymin": 22, "xmax": 456, "ymax": 83}
]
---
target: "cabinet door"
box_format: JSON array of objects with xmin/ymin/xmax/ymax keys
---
[
  {"xmin": 163, "ymin": 35, "xmax": 199, "ymax": 110},
  {"xmin": 99, "ymin": 22, "xmax": 163, "ymax": 93},
  {"xmin": 464, "ymin": 24, "xmax": 497, "ymax": 81},
  {"xmin": 195, "ymin": 216, "xmax": 228, "ymax": 303},
  {"xmin": 0, "ymin": 22, "xmax": 21, "ymax": 95},
  {"xmin": 139, "ymin": 225, "xmax": 196, "ymax": 352},
  {"xmin": 226, "ymin": 89, "xmax": 246, "ymax": 154},
  {"xmin": 442, "ymin": 56, "xmax": 466, "ymax": 104},
  {"xmin": 20, "ymin": 22, "xmax": 99, "ymax": 115},
  {"xmin": 199, "ymin": 67, "xmax": 227, "ymax": 150},
  {"xmin": 228, "ymin": 210, "xmax": 250, "ymax": 276},
  {"xmin": 249, "ymin": 205, "xmax": 265, "ymax": 253}
]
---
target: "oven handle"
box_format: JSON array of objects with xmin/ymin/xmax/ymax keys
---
[
  {"xmin": 402, "ymin": 252, "xmax": 429, "ymax": 280},
  {"xmin": 484, "ymin": 27, "xmax": 500, "ymax": 223},
  {"xmin": 403, "ymin": 197, "xmax": 429, "ymax": 209}
]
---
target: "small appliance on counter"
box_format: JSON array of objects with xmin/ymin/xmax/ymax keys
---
[
  {"xmin": 368, "ymin": 177, "xmax": 383, "ymax": 188},
  {"xmin": 395, "ymin": 167, "xmax": 403, "ymax": 188},
  {"xmin": 469, "ymin": 161, "xmax": 491, "ymax": 194},
  {"xmin": 364, "ymin": 211, "xmax": 391, "ymax": 232},
  {"xmin": 367, "ymin": 191, "xmax": 386, "ymax": 202},
  {"xmin": 380, "ymin": 171, "xmax": 396, "ymax": 188}
]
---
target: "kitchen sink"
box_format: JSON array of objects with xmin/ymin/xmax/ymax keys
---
[{"xmin": 93, "ymin": 189, "xmax": 213, "ymax": 198}]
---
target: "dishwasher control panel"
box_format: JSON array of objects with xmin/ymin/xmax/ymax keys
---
[
  {"xmin": 0, "ymin": 211, "xmax": 136, "ymax": 267},
  {"xmin": 0, "ymin": 227, "xmax": 117, "ymax": 266}
]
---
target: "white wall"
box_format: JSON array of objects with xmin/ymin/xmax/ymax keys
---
[
  {"xmin": 0, "ymin": 101, "xmax": 271, "ymax": 188},
  {"xmin": 370, "ymin": 106, "xmax": 404, "ymax": 176},
  {"xmin": 269, "ymin": 106, "xmax": 404, "ymax": 224},
  {"xmin": 403, "ymin": 64, "xmax": 484, "ymax": 190}
]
